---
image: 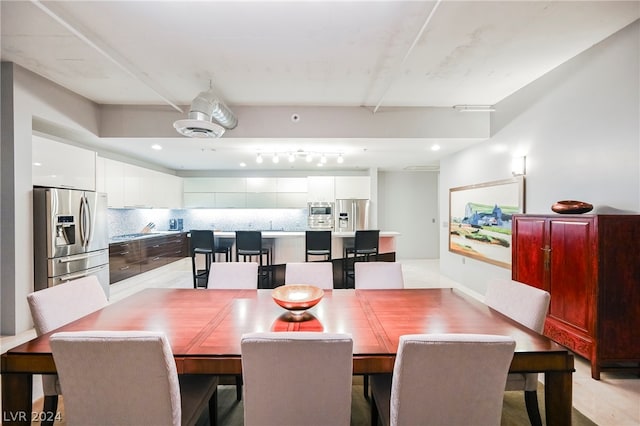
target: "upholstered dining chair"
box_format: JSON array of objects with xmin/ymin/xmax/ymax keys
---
[
  {"xmin": 26, "ymin": 275, "xmax": 108, "ymax": 426},
  {"xmin": 370, "ymin": 333, "xmax": 516, "ymax": 426},
  {"xmin": 284, "ymin": 262, "xmax": 334, "ymax": 289},
  {"xmin": 241, "ymin": 332, "xmax": 353, "ymax": 426},
  {"xmin": 50, "ymin": 330, "xmax": 218, "ymax": 426},
  {"xmin": 354, "ymin": 262, "xmax": 404, "ymax": 289},
  {"xmin": 485, "ymin": 278, "xmax": 551, "ymax": 426},
  {"xmin": 206, "ymin": 261, "xmax": 258, "ymax": 401},
  {"xmin": 206, "ymin": 262, "xmax": 259, "ymax": 289},
  {"xmin": 354, "ymin": 261, "xmax": 404, "ymax": 398}
]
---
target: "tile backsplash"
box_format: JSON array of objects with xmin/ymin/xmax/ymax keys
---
[{"xmin": 108, "ymin": 208, "xmax": 308, "ymax": 237}]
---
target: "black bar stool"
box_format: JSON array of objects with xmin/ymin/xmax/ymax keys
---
[
  {"xmin": 343, "ymin": 230, "xmax": 380, "ymax": 288},
  {"xmin": 214, "ymin": 235, "xmax": 234, "ymax": 262},
  {"xmin": 305, "ymin": 230, "xmax": 332, "ymax": 262},
  {"xmin": 189, "ymin": 230, "xmax": 215, "ymax": 288},
  {"xmin": 235, "ymin": 231, "xmax": 272, "ymax": 287}
]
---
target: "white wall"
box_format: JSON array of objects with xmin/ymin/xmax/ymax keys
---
[
  {"xmin": 438, "ymin": 21, "xmax": 640, "ymax": 296},
  {"xmin": 1, "ymin": 63, "xmax": 101, "ymax": 334},
  {"xmin": 378, "ymin": 171, "xmax": 439, "ymax": 259}
]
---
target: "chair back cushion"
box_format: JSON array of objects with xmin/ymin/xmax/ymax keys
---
[
  {"xmin": 241, "ymin": 332, "xmax": 353, "ymax": 426},
  {"xmin": 284, "ymin": 262, "xmax": 334, "ymax": 289},
  {"xmin": 27, "ymin": 275, "xmax": 108, "ymax": 335},
  {"xmin": 390, "ymin": 334, "xmax": 515, "ymax": 426},
  {"xmin": 354, "ymin": 230, "xmax": 380, "ymax": 251},
  {"xmin": 235, "ymin": 231, "xmax": 263, "ymax": 252},
  {"xmin": 50, "ymin": 331, "xmax": 181, "ymax": 426},
  {"xmin": 189, "ymin": 230, "xmax": 215, "ymax": 255},
  {"xmin": 305, "ymin": 230, "xmax": 332, "ymax": 251},
  {"xmin": 207, "ymin": 262, "xmax": 258, "ymax": 289},
  {"xmin": 485, "ymin": 279, "xmax": 550, "ymax": 332},
  {"xmin": 354, "ymin": 262, "xmax": 404, "ymax": 289}
]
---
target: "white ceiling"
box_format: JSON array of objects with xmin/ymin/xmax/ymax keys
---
[{"xmin": 2, "ymin": 1, "xmax": 638, "ymax": 172}]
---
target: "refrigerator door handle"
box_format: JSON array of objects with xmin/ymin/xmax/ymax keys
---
[
  {"xmin": 57, "ymin": 264, "xmax": 108, "ymax": 281},
  {"xmin": 79, "ymin": 195, "xmax": 92, "ymax": 248},
  {"xmin": 56, "ymin": 251, "xmax": 105, "ymax": 263},
  {"xmin": 84, "ymin": 195, "xmax": 93, "ymax": 246}
]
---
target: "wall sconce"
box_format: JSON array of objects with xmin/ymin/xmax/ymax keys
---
[{"xmin": 511, "ymin": 156, "xmax": 526, "ymax": 176}]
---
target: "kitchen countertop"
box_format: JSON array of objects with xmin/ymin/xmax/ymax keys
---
[{"xmin": 110, "ymin": 230, "xmax": 400, "ymax": 244}]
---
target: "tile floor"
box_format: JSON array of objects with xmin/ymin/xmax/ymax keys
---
[{"xmin": 2, "ymin": 258, "xmax": 638, "ymax": 425}]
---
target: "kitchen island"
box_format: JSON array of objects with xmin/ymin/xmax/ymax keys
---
[
  {"xmin": 211, "ymin": 230, "xmax": 399, "ymax": 264},
  {"xmin": 109, "ymin": 230, "xmax": 399, "ymax": 288}
]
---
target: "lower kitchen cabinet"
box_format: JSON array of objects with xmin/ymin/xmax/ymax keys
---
[
  {"xmin": 512, "ymin": 214, "xmax": 640, "ymax": 379},
  {"xmin": 110, "ymin": 233, "xmax": 187, "ymax": 283}
]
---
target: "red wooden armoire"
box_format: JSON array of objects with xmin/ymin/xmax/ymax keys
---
[{"xmin": 512, "ymin": 214, "xmax": 640, "ymax": 379}]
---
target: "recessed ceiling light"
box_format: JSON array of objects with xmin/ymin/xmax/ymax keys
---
[
  {"xmin": 151, "ymin": 144, "xmax": 162, "ymax": 150},
  {"xmin": 240, "ymin": 162, "xmax": 247, "ymax": 167},
  {"xmin": 431, "ymin": 144, "xmax": 440, "ymax": 151},
  {"xmin": 33, "ymin": 162, "xmax": 42, "ymax": 166}
]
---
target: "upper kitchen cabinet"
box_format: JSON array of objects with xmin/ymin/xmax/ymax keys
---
[
  {"xmin": 32, "ymin": 136, "xmax": 96, "ymax": 191},
  {"xmin": 307, "ymin": 176, "xmax": 335, "ymax": 202},
  {"xmin": 246, "ymin": 177, "xmax": 277, "ymax": 193},
  {"xmin": 334, "ymin": 176, "xmax": 370, "ymax": 199},
  {"xmin": 100, "ymin": 157, "xmax": 182, "ymax": 209}
]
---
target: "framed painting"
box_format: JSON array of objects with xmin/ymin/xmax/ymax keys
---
[{"xmin": 449, "ymin": 176, "xmax": 525, "ymax": 268}]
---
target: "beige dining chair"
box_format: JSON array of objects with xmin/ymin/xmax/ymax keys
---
[
  {"xmin": 241, "ymin": 331, "xmax": 353, "ymax": 426},
  {"xmin": 50, "ymin": 330, "xmax": 218, "ymax": 426},
  {"xmin": 370, "ymin": 333, "xmax": 516, "ymax": 426},
  {"xmin": 354, "ymin": 262, "xmax": 404, "ymax": 289},
  {"xmin": 485, "ymin": 278, "xmax": 551, "ymax": 426},
  {"xmin": 206, "ymin": 261, "xmax": 258, "ymax": 401},
  {"xmin": 284, "ymin": 262, "xmax": 334, "ymax": 289},
  {"xmin": 206, "ymin": 262, "xmax": 259, "ymax": 289},
  {"xmin": 26, "ymin": 275, "xmax": 108, "ymax": 426},
  {"xmin": 354, "ymin": 261, "xmax": 404, "ymax": 398}
]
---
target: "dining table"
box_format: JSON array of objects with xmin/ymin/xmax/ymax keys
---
[{"xmin": 1, "ymin": 288, "xmax": 574, "ymax": 425}]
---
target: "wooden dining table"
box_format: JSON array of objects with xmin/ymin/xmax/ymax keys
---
[{"xmin": 1, "ymin": 288, "xmax": 574, "ymax": 425}]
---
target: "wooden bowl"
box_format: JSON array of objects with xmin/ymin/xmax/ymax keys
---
[
  {"xmin": 551, "ymin": 200, "xmax": 593, "ymax": 214},
  {"xmin": 272, "ymin": 285, "xmax": 324, "ymax": 314}
]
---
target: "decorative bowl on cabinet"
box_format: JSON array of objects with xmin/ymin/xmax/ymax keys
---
[{"xmin": 551, "ymin": 200, "xmax": 593, "ymax": 214}]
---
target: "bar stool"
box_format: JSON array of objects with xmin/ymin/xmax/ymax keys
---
[
  {"xmin": 235, "ymin": 231, "xmax": 272, "ymax": 287},
  {"xmin": 214, "ymin": 235, "xmax": 234, "ymax": 262},
  {"xmin": 305, "ymin": 230, "xmax": 332, "ymax": 262},
  {"xmin": 343, "ymin": 230, "xmax": 379, "ymax": 288},
  {"xmin": 189, "ymin": 230, "xmax": 215, "ymax": 289}
]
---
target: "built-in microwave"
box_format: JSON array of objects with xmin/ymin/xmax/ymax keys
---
[{"xmin": 307, "ymin": 202, "xmax": 334, "ymax": 229}]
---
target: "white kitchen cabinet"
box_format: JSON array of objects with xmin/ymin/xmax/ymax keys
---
[
  {"xmin": 103, "ymin": 158, "xmax": 182, "ymax": 209},
  {"xmin": 216, "ymin": 193, "xmax": 246, "ymax": 208},
  {"xmin": 276, "ymin": 192, "xmax": 307, "ymax": 208},
  {"xmin": 183, "ymin": 177, "xmax": 217, "ymax": 192},
  {"xmin": 104, "ymin": 158, "xmax": 125, "ymax": 208},
  {"xmin": 214, "ymin": 178, "xmax": 246, "ymax": 193},
  {"xmin": 96, "ymin": 156, "xmax": 105, "ymax": 193},
  {"xmin": 307, "ymin": 176, "xmax": 335, "ymax": 202},
  {"xmin": 246, "ymin": 177, "xmax": 277, "ymax": 193},
  {"xmin": 246, "ymin": 192, "xmax": 277, "ymax": 208},
  {"xmin": 184, "ymin": 192, "xmax": 216, "ymax": 208},
  {"xmin": 335, "ymin": 176, "xmax": 370, "ymax": 199},
  {"xmin": 276, "ymin": 178, "xmax": 308, "ymax": 193},
  {"xmin": 32, "ymin": 136, "xmax": 96, "ymax": 191}
]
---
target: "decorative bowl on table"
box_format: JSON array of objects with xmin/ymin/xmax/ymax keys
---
[
  {"xmin": 551, "ymin": 200, "xmax": 594, "ymax": 214},
  {"xmin": 271, "ymin": 285, "xmax": 324, "ymax": 315}
]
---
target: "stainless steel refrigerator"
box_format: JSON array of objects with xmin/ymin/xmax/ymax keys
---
[
  {"xmin": 33, "ymin": 187, "xmax": 110, "ymax": 297},
  {"xmin": 335, "ymin": 199, "xmax": 370, "ymax": 231}
]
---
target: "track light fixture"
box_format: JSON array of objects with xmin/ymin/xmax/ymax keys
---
[{"xmin": 254, "ymin": 149, "xmax": 345, "ymax": 166}]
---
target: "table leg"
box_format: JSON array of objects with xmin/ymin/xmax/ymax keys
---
[
  {"xmin": 544, "ymin": 369, "xmax": 573, "ymax": 425},
  {"xmin": 2, "ymin": 373, "xmax": 33, "ymax": 425}
]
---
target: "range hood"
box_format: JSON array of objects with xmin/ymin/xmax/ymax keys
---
[{"xmin": 174, "ymin": 89, "xmax": 238, "ymax": 138}]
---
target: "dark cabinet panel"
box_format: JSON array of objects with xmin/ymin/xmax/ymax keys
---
[
  {"xmin": 109, "ymin": 233, "xmax": 187, "ymax": 283},
  {"xmin": 512, "ymin": 214, "xmax": 640, "ymax": 379}
]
